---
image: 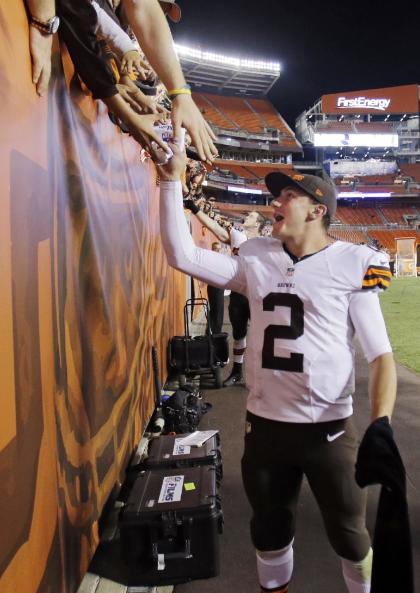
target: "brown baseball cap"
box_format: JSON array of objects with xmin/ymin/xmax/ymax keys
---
[
  {"xmin": 159, "ymin": 0, "xmax": 181, "ymax": 22},
  {"xmin": 265, "ymin": 171, "xmax": 337, "ymax": 217}
]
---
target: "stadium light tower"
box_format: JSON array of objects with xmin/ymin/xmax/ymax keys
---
[{"xmin": 174, "ymin": 43, "xmax": 281, "ymax": 95}]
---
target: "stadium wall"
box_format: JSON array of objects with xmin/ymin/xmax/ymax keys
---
[{"xmin": 0, "ymin": 5, "xmax": 186, "ymax": 593}]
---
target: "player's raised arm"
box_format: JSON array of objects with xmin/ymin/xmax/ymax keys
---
[{"xmin": 158, "ymin": 144, "xmax": 246, "ymax": 292}]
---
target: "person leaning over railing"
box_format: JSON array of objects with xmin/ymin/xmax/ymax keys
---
[
  {"xmin": 121, "ymin": 0, "xmax": 218, "ymax": 162},
  {"xmin": 55, "ymin": 0, "xmax": 171, "ymax": 152},
  {"xmin": 26, "ymin": 0, "xmax": 218, "ymax": 163}
]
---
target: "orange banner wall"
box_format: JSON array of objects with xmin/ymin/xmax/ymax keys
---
[{"xmin": 0, "ymin": 4, "xmax": 185, "ymax": 593}]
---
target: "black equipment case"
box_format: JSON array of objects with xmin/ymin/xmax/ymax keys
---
[
  {"xmin": 120, "ymin": 465, "xmax": 223, "ymax": 586},
  {"xmin": 143, "ymin": 433, "xmax": 223, "ymax": 483},
  {"xmin": 168, "ymin": 298, "xmax": 229, "ymax": 388}
]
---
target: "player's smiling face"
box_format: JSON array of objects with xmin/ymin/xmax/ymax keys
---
[{"xmin": 271, "ymin": 186, "xmax": 314, "ymax": 239}]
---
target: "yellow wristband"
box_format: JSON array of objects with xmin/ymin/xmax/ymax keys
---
[{"xmin": 168, "ymin": 87, "xmax": 192, "ymax": 97}]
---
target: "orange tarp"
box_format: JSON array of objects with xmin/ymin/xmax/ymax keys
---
[{"xmin": 0, "ymin": 4, "xmax": 185, "ymax": 593}]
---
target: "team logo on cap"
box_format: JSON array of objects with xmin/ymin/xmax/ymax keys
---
[
  {"xmin": 292, "ymin": 174, "xmax": 304, "ymax": 181},
  {"xmin": 315, "ymin": 188, "xmax": 324, "ymax": 197}
]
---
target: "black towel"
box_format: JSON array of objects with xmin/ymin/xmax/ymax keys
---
[{"xmin": 355, "ymin": 416, "xmax": 414, "ymax": 593}]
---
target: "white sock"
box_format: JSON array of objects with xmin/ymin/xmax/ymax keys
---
[
  {"xmin": 257, "ymin": 541, "xmax": 294, "ymax": 590},
  {"xmin": 341, "ymin": 548, "xmax": 372, "ymax": 593},
  {"xmin": 233, "ymin": 337, "xmax": 246, "ymax": 364}
]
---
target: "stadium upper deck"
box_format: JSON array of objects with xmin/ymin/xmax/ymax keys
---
[
  {"xmin": 174, "ymin": 44, "xmax": 303, "ymax": 203},
  {"xmin": 175, "ymin": 44, "xmax": 302, "ymax": 156},
  {"xmin": 178, "ymin": 46, "xmax": 420, "ymax": 256},
  {"xmin": 192, "ymin": 92, "xmax": 300, "ymax": 150}
]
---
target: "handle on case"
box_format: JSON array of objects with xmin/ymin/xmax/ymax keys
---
[
  {"xmin": 183, "ymin": 297, "xmax": 213, "ymax": 371},
  {"xmin": 152, "ymin": 517, "xmax": 193, "ymax": 570},
  {"xmin": 183, "ymin": 297, "xmax": 209, "ymax": 336}
]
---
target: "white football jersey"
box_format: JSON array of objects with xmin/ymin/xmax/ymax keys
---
[
  {"xmin": 159, "ymin": 182, "xmax": 392, "ymax": 423},
  {"xmin": 236, "ymin": 238, "xmax": 392, "ymax": 423}
]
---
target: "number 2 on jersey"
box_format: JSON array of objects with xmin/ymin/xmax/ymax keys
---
[{"xmin": 262, "ymin": 293, "xmax": 304, "ymax": 372}]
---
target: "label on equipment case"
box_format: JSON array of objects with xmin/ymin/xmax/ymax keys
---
[
  {"xmin": 158, "ymin": 475, "xmax": 185, "ymax": 503},
  {"xmin": 173, "ymin": 439, "xmax": 191, "ymax": 455}
]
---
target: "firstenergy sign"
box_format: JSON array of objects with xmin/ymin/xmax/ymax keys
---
[{"xmin": 337, "ymin": 96, "xmax": 391, "ymax": 111}]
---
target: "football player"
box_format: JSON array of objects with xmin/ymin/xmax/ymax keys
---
[{"xmin": 158, "ymin": 143, "xmax": 396, "ymax": 593}]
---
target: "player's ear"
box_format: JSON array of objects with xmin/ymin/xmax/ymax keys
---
[{"xmin": 310, "ymin": 203, "xmax": 327, "ymax": 220}]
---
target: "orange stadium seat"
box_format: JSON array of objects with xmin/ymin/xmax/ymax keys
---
[
  {"xmin": 353, "ymin": 122, "xmax": 394, "ymax": 133},
  {"xmin": 208, "ymin": 94, "xmax": 263, "ymax": 132},
  {"xmin": 242, "ymin": 163, "xmax": 294, "ymax": 179},
  {"xmin": 246, "ymin": 99, "xmax": 295, "ymax": 137},
  {"xmin": 193, "ymin": 93, "xmax": 235, "ymax": 129},
  {"xmin": 380, "ymin": 206, "xmax": 418, "ymax": 224},
  {"xmin": 316, "ymin": 122, "xmax": 355, "ymax": 133},
  {"xmin": 356, "ymin": 184, "xmax": 407, "ymax": 195},
  {"xmin": 192, "ymin": 93, "xmax": 298, "ymax": 145},
  {"xmin": 399, "ymin": 163, "xmax": 420, "ymax": 182},
  {"xmin": 367, "ymin": 230, "xmax": 420, "ymax": 252},
  {"xmin": 328, "ymin": 229, "xmax": 368, "ymax": 244},
  {"xmin": 213, "ymin": 160, "xmax": 294, "ymax": 183},
  {"xmin": 335, "ymin": 206, "xmax": 383, "ymax": 225},
  {"xmin": 328, "ymin": 228, "xmax": 420, "ymax": 250},
  {"xmin": 315, "ymin": 121, "xmax": 394, "ymax": 134},
  {"xmin": 356, "ymin": 174, "xmax": 396, "ymax": 185},
  {"xmin": 216, "ymin": 163, "xmax": 260, "ymax": 179},
  {"xmin": 192, "ymin": 93, "xmax": 301, "ymax": 152}
]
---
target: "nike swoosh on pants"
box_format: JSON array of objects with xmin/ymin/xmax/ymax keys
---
[{"xmin": 326, "ymin": 430, "xmax": 345, "ymax": 442}]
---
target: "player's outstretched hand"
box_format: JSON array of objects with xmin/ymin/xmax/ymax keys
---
[
  {"xmin": 171, "ymin": 94, "xmax": 218, "ymax": 164},
  {"xmin": 158, "ymin": 141, "xmax": 187, "ymax": 182}
]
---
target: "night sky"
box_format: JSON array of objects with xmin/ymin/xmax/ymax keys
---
[{"xmin": 172, "ymin": 0, "xmax": 419, "ymax": 127}]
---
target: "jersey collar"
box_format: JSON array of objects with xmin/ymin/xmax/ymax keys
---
[{"xmin": 283, "ymin": 241, "xmax": 334, "ymax": 264}]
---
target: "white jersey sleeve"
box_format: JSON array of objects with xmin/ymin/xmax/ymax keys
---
[
  {"xmin": 329, "ymin": 243, "xmax": 392, "ymax": 362},
  {"xmin": 328, "ymin": 243, "xmax": 391, "ymax": 293},
  {"xmin": 359, "ymin": 247, "xmax": 391, "ymax": 292},
  {"xmin": 159, "ymin": 181, "xmax": 247, "ymax": 294},
  {"xmin": 349, "ymin": 291, "xmax": 392, "ymax": 363},
  {"xmin": 91, "ymin": 1, "xmax": 137, "ymax": 57}
]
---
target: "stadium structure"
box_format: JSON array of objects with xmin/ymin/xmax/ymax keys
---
[
  {"xmin": 295, "ymin": 84, "xmax": 420, "ymax": 273},
  {"xmin": 175, "ymin": 43, "xmax": 302, "ymax": 207},
  {"xmin": 176, "ymin": 46, "xmax": 420, "ymax": 274}
]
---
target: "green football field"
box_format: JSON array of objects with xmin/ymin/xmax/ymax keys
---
[{"xmin": 379, "ymin": 276, "xmax": 420, "ymax": 374}]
